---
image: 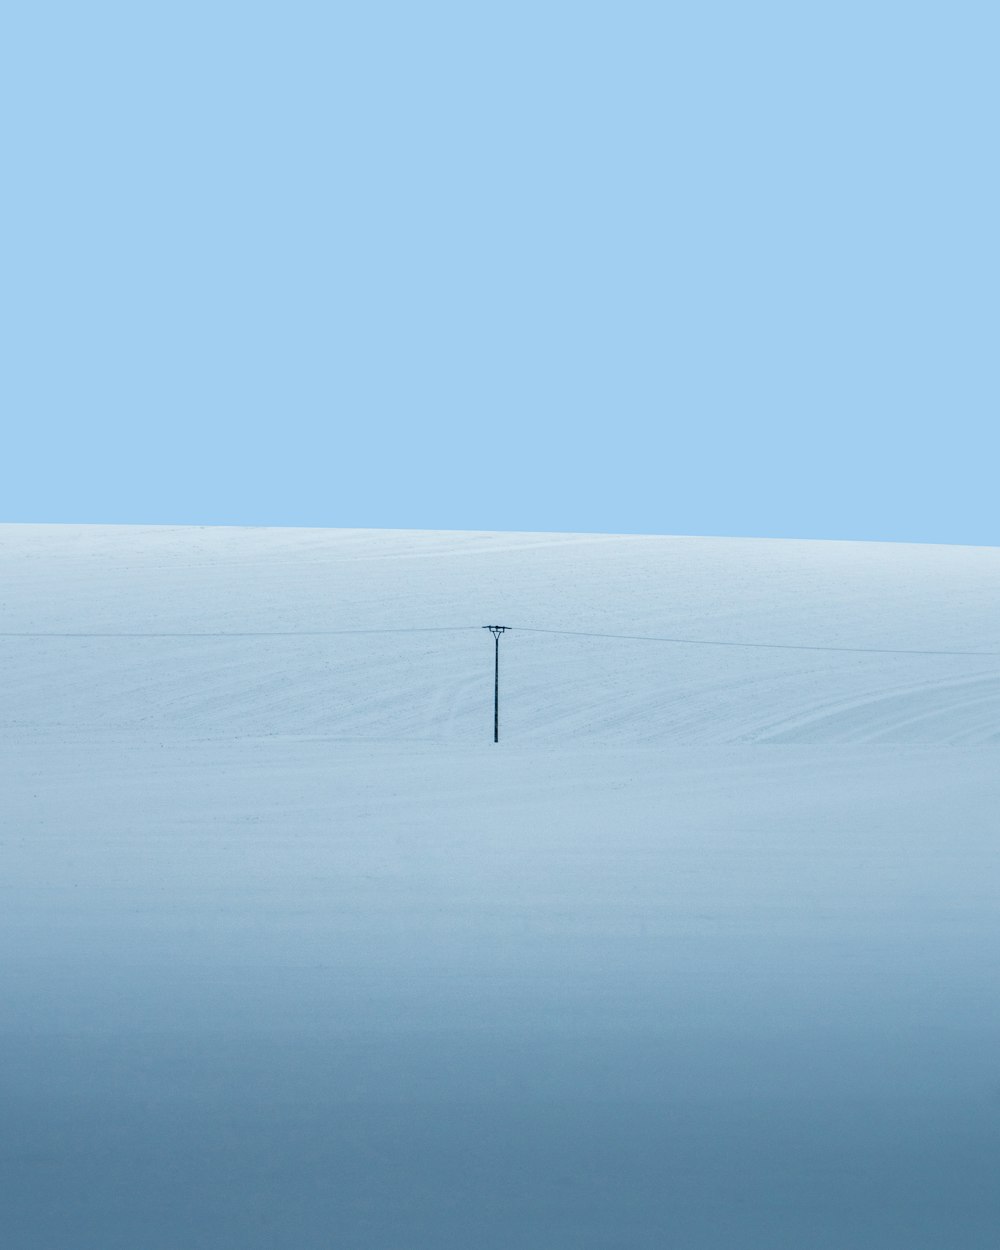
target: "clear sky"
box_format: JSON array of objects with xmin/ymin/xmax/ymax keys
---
[{"xmin": 2, "ymin": 2, "xmax": 996, "ymax": 544}]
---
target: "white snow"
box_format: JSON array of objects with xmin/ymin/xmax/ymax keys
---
[{"xmin": 3, "ymin": 524, "xmax": 999, "ymax": 1248}]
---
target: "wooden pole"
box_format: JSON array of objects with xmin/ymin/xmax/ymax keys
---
[{"xmin": 483, "ymin": 626, "xmax": 509, "ymax": 742}]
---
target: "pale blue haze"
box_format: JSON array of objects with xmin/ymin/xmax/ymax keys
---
[{"xmin": 1, "ymin": 3, "xmax": 997, "ymax": 538}]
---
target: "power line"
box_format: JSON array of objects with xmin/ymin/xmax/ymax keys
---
[
  {"xmin": 0, "ymin": 623, "xmax": 998, "ymax": 656},
  {"xmin": 510, "ymin": 627, "xmax": 1000, "ymax": 657},
  {"xmin": 0, "ymin": 627, "xmax": 477, "ymax": 638}
]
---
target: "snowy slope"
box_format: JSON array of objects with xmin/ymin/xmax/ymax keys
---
[
  {"xmin": 2, "ymin": 523, "xmax": 998, "ymax": 743},
  {"xmin": 3, "ymin": 525, "xmax": 1000, "ymax": 1249}
]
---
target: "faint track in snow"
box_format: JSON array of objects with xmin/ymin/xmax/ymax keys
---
[{"xmin": 748, "ymin": 672, "xmax": 1000, "ymax": 744}]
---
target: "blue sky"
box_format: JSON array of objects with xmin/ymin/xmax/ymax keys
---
[{"xmin": 2, "ymin": 2, "xmax": 996, "ymax": 543}]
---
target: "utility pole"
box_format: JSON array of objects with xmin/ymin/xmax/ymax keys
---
[{"xmin": 483, "ymin": 626, "xmax": 509, "ymax": 742}]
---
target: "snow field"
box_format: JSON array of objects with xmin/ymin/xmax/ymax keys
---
[{"xmin": 2, "ymin": 525, "xmax": 999, "ymax": 1248}]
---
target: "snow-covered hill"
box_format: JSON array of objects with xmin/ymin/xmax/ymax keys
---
[
  {"xmin": 3, "ymin": 525, "xmax": 999, "ymax": 1249},
  {"xmin": 2, "ymin": 524, "xmax": 998, "ymax": 743}
]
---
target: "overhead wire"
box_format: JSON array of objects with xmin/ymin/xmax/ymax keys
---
[
  {"xmin": 0, "ymin": 623, "xmax": 997, "ymax": 656},
  {"xmin": 0, "ymin": 627, "xmax": 477, "ymax": 638},
  {"xmin": 509, "ymin": 626, "xmax": 1000, "ymax": 657}
]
